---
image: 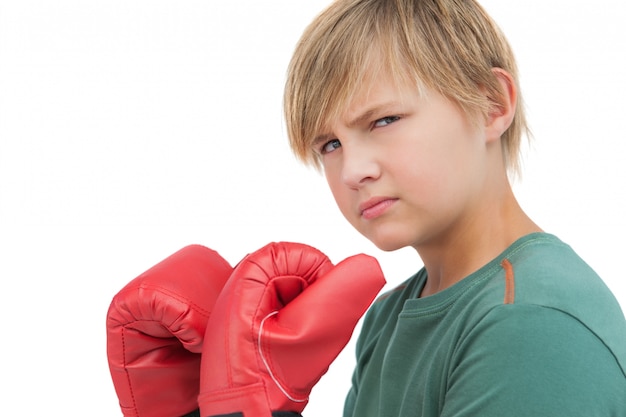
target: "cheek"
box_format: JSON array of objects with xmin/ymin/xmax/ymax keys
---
[
  {"xmin": 399, "ymin": 124, "xmax": 481, "ymax": 185},
  {"xmin": 390, "ymin": 141, "xmax": 472, "ymax": 214}
]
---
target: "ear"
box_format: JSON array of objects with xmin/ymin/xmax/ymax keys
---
[{"xmin": 485, "ymin": 67, "xmax": 517, "ymax": 143}]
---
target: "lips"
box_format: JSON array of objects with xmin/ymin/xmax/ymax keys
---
[{"xmin": 359, "ymin": 197, "xmax": 398, "ymax": 220}]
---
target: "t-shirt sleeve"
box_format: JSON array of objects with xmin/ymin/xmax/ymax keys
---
[{"xmin": 440, "ymin": 304, "xmax": 626, "ymax": 417}]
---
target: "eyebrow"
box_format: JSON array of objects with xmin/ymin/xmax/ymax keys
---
[
  {"xmin": 347, "ymin": 102, "xmax": 398, "ymax": 128},
  {"xmin": 311, "ymin": 101, "xmax": 399, "ymax": 147}
]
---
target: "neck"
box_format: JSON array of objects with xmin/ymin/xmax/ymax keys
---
[{"xmin": 416, "ymin": 177, "xmax": 541, "ymax": 298}]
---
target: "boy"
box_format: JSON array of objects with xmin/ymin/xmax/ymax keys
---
[
  {"xmin": 281, "ymin": 0, "xmax": 626, "ymax": 415},
  {"xmin": 108, "ymin": 1, "xmax": 625, "ymax": 416}
]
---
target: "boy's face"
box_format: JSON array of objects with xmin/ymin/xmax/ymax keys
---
[{"xmin": 315, "ymin": 71, "xmax": 492, "ymax": 252}]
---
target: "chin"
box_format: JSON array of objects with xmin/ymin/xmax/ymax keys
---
[
  {"xmin": 366, "ymin": 233, "xmax": 411, "ymax": 252},
  {"xmin": 355, "ymin": 222, "xmax": 415, "ymax": 252},
  {"xmin": 375, "ymin": 242, "xmax": 409, "ymax": 252}
]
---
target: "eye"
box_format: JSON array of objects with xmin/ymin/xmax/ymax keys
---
[
  {"xmin": 373, "ymin": 115, "xmax": 400, "ymax": 128},
  {"xmin": 320, "ymin": 139, "xmax": 341, "ymax": 154}
]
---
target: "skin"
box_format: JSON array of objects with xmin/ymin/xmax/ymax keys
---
[{"xmin": 315, "ymin": 68, "xmax": 541, "ymax": 297}]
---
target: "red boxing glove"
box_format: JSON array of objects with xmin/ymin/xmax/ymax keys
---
[
  {"xmin": 107, "ymin": 245, "xmax": 233, "ymax": 417},
  {"xmin": 198, "ymin": 242, "xmax": 386, "ymax": 417}
]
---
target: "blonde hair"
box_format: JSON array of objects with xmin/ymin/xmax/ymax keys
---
[{"xmin": 284, "ymin": 0, "xmax": 529, "ymax": 175}]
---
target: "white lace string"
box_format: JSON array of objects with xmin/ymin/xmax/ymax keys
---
[{"xmin": 258, "ymin": 310, "xmax": 308, "ymax": 403}]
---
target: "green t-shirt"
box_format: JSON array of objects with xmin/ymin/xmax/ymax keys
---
[{"xmin": 344, "ymin": 233, "xmax": 626, "ymax": 416}]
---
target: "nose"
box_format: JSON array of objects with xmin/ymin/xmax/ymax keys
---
[{"xmin": 340, "ymin": 141, "xmax": 381, "ymax": 189}]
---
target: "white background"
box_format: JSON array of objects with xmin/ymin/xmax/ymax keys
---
[{"xmin": 1, "ymin": 1, "xmax": 625, "ymax": 416}]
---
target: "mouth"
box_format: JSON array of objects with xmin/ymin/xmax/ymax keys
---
[{"xmin": 359, "ymin": 197, "xmax": 398, "ymax": 220}]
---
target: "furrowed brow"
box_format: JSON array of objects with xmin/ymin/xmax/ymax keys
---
[
  {"xmin": 347, "ymin": 102, "xmax": 398, "ymax": 128},
  {"xmin": 310, "ymin": 101, "xmax": 400, "ymax": 149}
]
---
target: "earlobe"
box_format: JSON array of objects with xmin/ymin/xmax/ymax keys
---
[{"xmin": 485, "ymin": 67, "xmax": 517, "ymax": 143}]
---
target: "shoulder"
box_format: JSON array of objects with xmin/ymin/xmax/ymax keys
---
[
  {"xmin": 493, "ymin": 233, "xmax": 626, "ymax": 375},
  {"xmin": 504, "ymin": 233, "xmax": 610, "ymax": 302},
  {"xmin": 444, "ymin": 304, "xmax": 626, "ymax": 416}
]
